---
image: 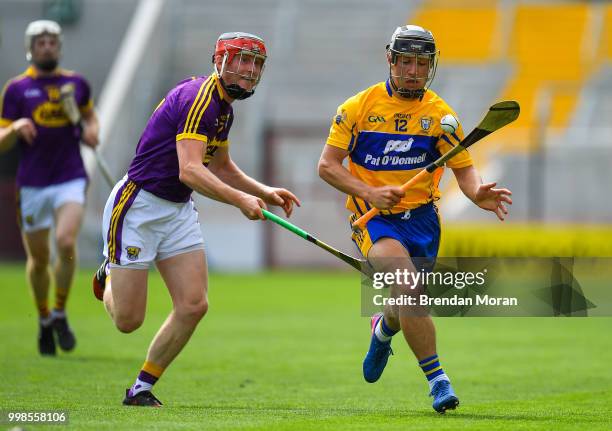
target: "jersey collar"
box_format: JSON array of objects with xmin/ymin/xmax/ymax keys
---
[
  {"xmin": 24, "ymin": 66, "xmax": 63, "ymax": 79},
  {"xmin": 385, "ymin": 79, "xmax": 393, "ymax": 97},
  {"xmin": 213, "ymin": 73, "xmax": 225, "ymax": 102},
  {"xmin": 385, "ymin": 78, "xmax": 430, "ymax": 104}
]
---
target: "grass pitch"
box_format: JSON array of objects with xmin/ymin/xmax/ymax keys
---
[{"xmin": 0, "ymin": 264, "xmax": 610, "ymax": 430}]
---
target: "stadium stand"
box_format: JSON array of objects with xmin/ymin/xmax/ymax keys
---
[{"xmin": 1, "ymin": 0, "xmax": 610, "ymax": 265}]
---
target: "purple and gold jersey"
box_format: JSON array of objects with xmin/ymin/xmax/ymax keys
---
[
  {"xmin": 0, "ymin": 67, "xmax": 93, "ymax": 187},
  {"xmin": 326, "ymin": 80, "xmax": 473, "ymax": 214},
  {"xmin": 127, "ymin": 74, "xmax": 233, "ymax": 203}
]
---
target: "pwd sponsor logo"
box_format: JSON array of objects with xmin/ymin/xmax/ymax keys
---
[{"xmin": 383, "ymin": 138, "xmax": 414, "ymax": 154}]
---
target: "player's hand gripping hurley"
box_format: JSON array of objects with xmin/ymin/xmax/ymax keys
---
[
  {"xmin": 59, "ymin": 83, "xmax": 115, "ymax": 187},
  {"xmin": 351, "ymin": 100, "xmax": 520, "ymax": 231}
]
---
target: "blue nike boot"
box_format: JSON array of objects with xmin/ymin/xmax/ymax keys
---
[
  {"xmin": 431, "ymin": 379, "xmax": 460, "ymax": 413},
  {"xmin": 362, "ymin": 312, "xmax": 393, "ymax": 383}
]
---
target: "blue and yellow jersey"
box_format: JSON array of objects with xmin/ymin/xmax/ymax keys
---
[{"xmin": 326, "ymin": 80, "xmax": 473, "ymax": 214}]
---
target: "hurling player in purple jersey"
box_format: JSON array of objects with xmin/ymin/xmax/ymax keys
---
[
  {"xmin": 0, "ymin": 20, "xmax": 99, "ymax": 356},
  {"xmin": 92, "ymin": 32, "xmax": 300, "ymax": 406}
]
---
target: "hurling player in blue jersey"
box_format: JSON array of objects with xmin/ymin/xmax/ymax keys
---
[{"xmin": 319, "ymin": 25, "xmax": 512, "ymax": 413}]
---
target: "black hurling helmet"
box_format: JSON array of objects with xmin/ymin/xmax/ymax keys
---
[{"xmin": 386, "ymin": 25, "xmax": 439, "ymax": 100}]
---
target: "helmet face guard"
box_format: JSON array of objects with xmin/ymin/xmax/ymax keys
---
[
  {"xmin": 25, "ymin": 20, "xmax": 62, "ymax": 63},
  {"xmin": 213, "ymin": 32, "xmax": 267, "ymax": 100},
  {"xmin": 387, "ymin": 25, "xmax": 439, "ymax": 100}
]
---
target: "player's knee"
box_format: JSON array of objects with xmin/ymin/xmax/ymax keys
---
[
  {"xmin": 176, "ymin": 299, "xmax": 208, "ymax": 324},
  {"xmin": 114, "ymin": 314, "xmax": 144, "ymax": 333},
  {"xmin": 55, "ymin": 233, "xmax": 76, "ymax": 257},
  {"xmin": 27, "ymin": 252, "xmax": 49, "ymax": 271},
  {"xmin": 115, "ymin": 320, "xmax": 142, "ymax": 334}
]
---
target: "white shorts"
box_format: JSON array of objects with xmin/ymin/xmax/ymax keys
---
[
  {"xmin": 18, "ymin": 177, "xmax": 87, "ymax": 233},
  {"xmin": 102, "ymin": 176, "xmax": 204, "ymax": 269}
]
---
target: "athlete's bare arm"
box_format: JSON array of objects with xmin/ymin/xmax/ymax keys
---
[
  {"xmin": 0, "ymin": 118, "xmax": 37, "ymax": 151},
  {"xmin": 318, "ymin": 144, "xmax": 404, "ymax": 210},
  {"xmin": 208, "ymin": 146, "xmax": 300, "ymax": 217},
  {"xmin": 177, "ymin": 138, "xmax": 266, "ymax": 220},
  {"xmin": 81, "ymin": 110, "xmax": 99, "ymax": 149},
  {"xmin": 452, "ymin": 165, "xmax": 512, "ymax": 221}
]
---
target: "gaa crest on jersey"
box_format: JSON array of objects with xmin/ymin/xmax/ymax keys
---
[
  {"xmin": 126, "ymin": 246, "xmax": 141, "ymax": 261},
  {"xmin": 45, "ymin": 85, "xmax": 61, "ymax": 102},
  {"xmin": 420, "ymin": 116, "xmax": 432, "ymax": 132}
]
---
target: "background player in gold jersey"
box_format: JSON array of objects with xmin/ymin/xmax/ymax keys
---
[{"xmin": 318, "ymin": 25, "xmax": 512, "ymax": 413}]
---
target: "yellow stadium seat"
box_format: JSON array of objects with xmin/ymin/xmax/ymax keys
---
[
  {"xmin": 499, "ymin": 3, "xmax": 596, "ymax": 144},
  {"xmin": 602, "ymin": 5, "xmax": 612, "ymax": 59},
  {"xmin": 411, "ymin": 2, "xmax": 604, "ymax": 151},
  {"xmin": 412, "ymin": 1, "xmax": 500, "ymax": 62}
]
